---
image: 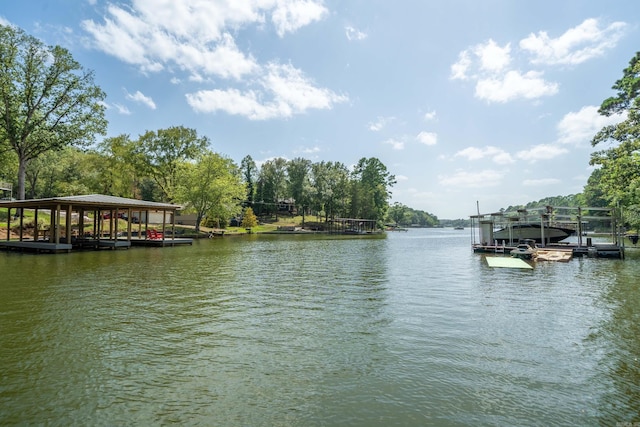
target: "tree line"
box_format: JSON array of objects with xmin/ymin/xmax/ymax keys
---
[
  {"xmin": 0, "ymin": 24, "xmax": 403, "ymax": 231},
  {"xmin": 1, "ymin": 24, "xmax": 639, "ymax": 231}
]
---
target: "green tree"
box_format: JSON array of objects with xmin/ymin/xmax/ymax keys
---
[
  {"xmin": 136, "ymin": 126, "xmax": 208, "ymax": 202},
  {"xmin": 240, "ymin": 155, "xmax": 258, "ymax": 208},
  {"xmin": 26, "ymin": 147, "xmax": 93, "ymax": 198},
  {"xmin": 349, "ymin": 157, "xmax": 396, "ymax": 223},
  {"xmin": 175, "ymin": 151, "xmax": 245, "ymax": 233},
  {"xmin": 387, "ymin": 202, "xmax": 409, "ymax": 226},
  {"xmin": 0, "ymin": 25, "xmax": 107, "ymax": 200},
  {"xmin": 311, "ymin": 161, "xmax": 350, "ymax": 221},
  {"xmin": 412, "ymin": 210, "xmax": 438, "ymax": 227},
  {"xmin": 258, "ymin": 157, "xmax": 288, "ymax": 220},
  {"xmin": 590, "ymin": 52, "xmax": 640, "ymax": 228},
  {"xmin": 241, "ymin": 207, "xmax": 258, "ymax": 228},
  {"xmin": 94, "ymin": 135, "xmax": 142, "ymax": 198},
  {"xmin": 287, "ymin": 157, "xmax": 312, "ymax": 223}
]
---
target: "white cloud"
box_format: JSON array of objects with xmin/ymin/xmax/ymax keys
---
[
  {"xmin": 475, "ymin": 70, "xmax": 558, "ymax": 103},
  {"xmin": 557, "ymin": 105, "xmax": 627, "ymax": 146},
  {"xmin": 450, "ymin": 18, "xmax": 625, "ymax": 103},
  {"xmin": 345, "ymin": 26, "xmax": 367, "ymax": 41},
  {"xmin": 186, "ymin": 63, "xmax": 347, "ymax": 120},
  {"xmin": 81, "ymin": 0, "xmax": 340, "ymax": 119},
  {"xmin": 368, "ymin": 116, "xmax": 395, "ymax": 131},
  {"xmin": 384, "ymin": 138, "xmax": 404, "ymax": 150},
  {"xmin": 424, "ymin": 110, "xmax": 437, "ymax": 121},
  {"xmin": 520, "ymin": 18, "xmax": 627, "ymax": 66},
  {"xmin": 125, "ymin": 90, "xmax": 156, "ymax": 109},
  {"xmin": 516, "ymin": 144, "xmax": 568, "ymax": 162},
  {"xmin": 455, "ymin": 146, "xmax": 514, "ymax": 164},
  {"xmin": 522, "ymin": 178, "xmax": 561, "ymax": 186},
  {"xmin": 83, "ymin": 8, "xmax": 259, "ymax": 79},
  {"xmin": 297, "ymin": 146, "xmax": 321, "ymax": 154},
  {"xmin": 438, "ymin": 169, "xmax": 504, "ymax": 188},
  {"xmin": 272, "ymin": 0, "xmax": 328, "ymax": 37},
  {"xmin": 113, "ymin": 103, "xmax": 131, "ymax": 115},
  {"xmin": 492, "ymin": 151, "xmax": 516, "ymax": 165},
  {"xmin": 263, "ymin": 63, "xmax": 347, "ymax": 111},
  {"xmin": 395, "ymin": 175, "xmax": 409, "ymax": 182},
  {"xmin": 451, "ymin": 39, "xmax": 511, "ymax": 80},
  {"xmin": 416, "ymin": 131, "xmax": 437, "ymax": 146},
  {"xmin": 450, "ymin": 50, "xmax": 471, "ymax": 80},
  {"xmin": 474, "ymin": 39, "xmax": 511, "ymax": 73}
]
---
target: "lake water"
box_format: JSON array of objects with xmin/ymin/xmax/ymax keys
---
[{"xmin": 1, "ymin": 228, "xmax": 639, "ymax": 426}]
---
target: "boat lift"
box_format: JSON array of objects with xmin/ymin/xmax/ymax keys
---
[{"xmin": 470, "ymin": 205, "xmax": 625, "ymax": 259}]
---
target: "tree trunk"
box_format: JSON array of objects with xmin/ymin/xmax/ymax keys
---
[
  {"xmin": 195, "ymin": 213, "xmax": 203, "ymax": 233},
  {"xmin": 18, "ymin": 156, "xmax": 27, "ymax": 200}
]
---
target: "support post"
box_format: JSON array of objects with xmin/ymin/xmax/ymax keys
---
[
  {"xmin": 19, "ymin": 209, "xmax": 24, "ymax": 241},
  {"xmin": 127, "ymin": 208, "xmax": 132, "ymax": 241},
  {"xmin": 66, "ymin": 204, "xmax": 72, "ymax": 244},
  {"xmin": 54, "ymin": 204, "xmax": 61, "ymax": 244},
  {"xmin": 34, "ymin": 209, "xmax": 39, "ymax": 241},
  {"xmin": 6, "ymin": 208, "xmax": 10, "ymax": 241},
  {"xmin": 171, "ymin": 210, "xmax": 175, "ymax": 242}
]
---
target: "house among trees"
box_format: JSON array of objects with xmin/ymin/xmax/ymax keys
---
[{"xmin": 277, "ymin": 198, "xmax": 297, "ymax": 215}]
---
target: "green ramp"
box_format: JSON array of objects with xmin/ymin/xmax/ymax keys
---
[{"xmin": 485, "ymin": 256, "xmax": 533, "ymax": 269}]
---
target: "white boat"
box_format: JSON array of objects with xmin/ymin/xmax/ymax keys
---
[
  {"xmin": 494, "ymin": 223, "xmax": 573, "ymax": 243},
  {"xmin": 510, "ymin": 241, "xmax": 537, "ymax": 260}
]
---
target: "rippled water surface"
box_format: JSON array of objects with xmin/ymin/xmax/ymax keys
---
[{"xmin": 1, "ymin": 229, "xmax": 639, "ymax": 426}]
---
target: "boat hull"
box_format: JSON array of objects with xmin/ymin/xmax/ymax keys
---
[{"xmin": 494, "ymin": 224, "xmax": 573, "ymax": 243}]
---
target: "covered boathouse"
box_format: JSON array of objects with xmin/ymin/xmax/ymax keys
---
[{"xmin": 0, "ymin": 194, "xmax": 192, "ymax": 253}]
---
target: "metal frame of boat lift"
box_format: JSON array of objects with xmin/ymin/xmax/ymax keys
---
[{"xmin": 469, "ymin": 205, "xmax": 625, "ymax": 258}]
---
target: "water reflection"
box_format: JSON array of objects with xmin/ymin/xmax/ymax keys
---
[
  {"xmin": 2, "ymin": 233, "xmax": 640, "ymax": 425},
  {"xmin": 592, "ymin": 250, "xmax": 640, "ymax": 424}
]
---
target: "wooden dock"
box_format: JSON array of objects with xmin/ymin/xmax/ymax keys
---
[
  {"xmin": 0, "ymin": 240, "xmax": 72, "ymax": 253},
  {"xmin": 0, "ymin": 194, "xmax": 195, "ymax": 255},
  {"xmin": 129, "ymin": 238, "xmax": 193, "ymax": 247},
  {"xmin": 473, "ymin": 243, "xmax": 624, "ymax": 259}
]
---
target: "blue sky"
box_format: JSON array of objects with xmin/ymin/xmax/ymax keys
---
[{"xmin": 1, "ymin": 1, "xmax": 637, "ymax": 219}]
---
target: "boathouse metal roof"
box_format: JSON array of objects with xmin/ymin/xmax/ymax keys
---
[{"xmin": 0, "ymin": 194, "xmax": 180, "ymax": 210}]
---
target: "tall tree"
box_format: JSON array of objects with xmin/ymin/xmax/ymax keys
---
[
  {"xmin": 349, "ymin": 157, "xmax": 396, "ymax": 222},
  {"xmin": 94, "ymin": 135, "xmax": 141, "ymax": 198},
  {"xmin": 582, "ymin": 169, "xmax": 610, "ymax": 209},
  {"xmin": 387, "ymin": 202, "xmax": 409, "ymax": 226},
  {"xmin": 135, "ymin": 126, "xmax": 208, "ymax": 202},
  {"xmin": 240, "ymin": 155, "xmax": 258, "ymax": 208},
  {"xmin": 26, "ymin": 147, "xmax": 93, "ymax": 198},
  {"xmin": 0, "ymin": 25, "xmax": 107, "ymax": 200},
  {"xmin": 258, "ymin": 157, "xmax": 288, "ymax": 220},
  {"xmin": 310, "ymin": 161, "xmax": 350, "ymax": 221},
  {"xmin": 287, "ymin": 157, "xmax": 312, "ymax": 223},
  {"xmin": 590, "ymin": 52, "xmax": 640, "ymax": 212},
  {"xmin": 324, "ymin": 161, "xmax": 350, "ymax": 220},
  {"xmin": 175, "ymin": 151, "xmax": 245, "ymax": 233}
]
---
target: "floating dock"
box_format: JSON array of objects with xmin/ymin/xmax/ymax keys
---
[{"xmin": 485, "ymin": 256, "xmax": 533, "ymax": 269}]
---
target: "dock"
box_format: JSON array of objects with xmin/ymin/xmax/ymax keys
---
[
  {"xmin": 470, "ymin": 205, "xmax": 625, "ymax": 260},
  {"xmin": 0, "ymin": 240, "xmax": 72, "ymax": 254},
  {"xmin": 0, "ymin": 194, "xmax": 193, "ymax": 254}
]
